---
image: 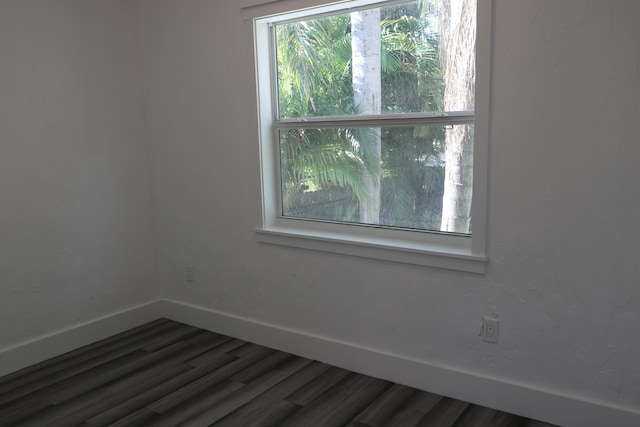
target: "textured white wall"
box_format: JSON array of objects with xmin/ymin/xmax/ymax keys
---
[
  {"xmin": 0, "ymin": 1, "xmax": 156, "ymax": 348},
  {"xmin": 2, "ymin": 0, "xmax": 638, "ymax": 421},
  {"xmin": 138, "ymin": 0, "xmax": 640, "ymax": 414}
]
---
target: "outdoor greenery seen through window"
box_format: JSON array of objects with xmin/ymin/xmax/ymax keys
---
[{"xmin": 275, "ymin": 0, "xmax": 476, "ymax": 234}]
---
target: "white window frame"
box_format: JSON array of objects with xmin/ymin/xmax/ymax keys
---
[{"xmin": 250, "ymin": 0, "xmax": 491, "ymax": 273}]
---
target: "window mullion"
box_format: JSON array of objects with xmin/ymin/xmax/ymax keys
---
[{"xmin": 275, "ymin": 112, "xmax": 475, "ymax": 129}]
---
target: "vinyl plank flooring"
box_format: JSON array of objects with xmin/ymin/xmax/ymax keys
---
[
  {"xmin": 228, "ymin": 343, "xmax": 271, "ymax": 358},
  {"xmin": 144, "ymin": 347, "xmax": 273, "ymax": 415},
  {"xmin": 488, "ymin": 411, "xmax": 531, "ymax": 427},
  {"xmin": 416, "ymin": 397, "xmax": 469, "ymax": 427},
  {"xmin": 178, "ymin": 357, "xmax": 313, "ymax": 427},
  {"xmin": 141, "ymin": 325, "xmax": 203, "ymax": 352},
  {"xmin": 284, "ymin": 365, "xmax": 351, "ymax": 405},
  {"xmin": 85, "ymin": 356, "xmax": 236, "ymax": 426},
  {"xmin": 9, "ymin": 336, "xmax": 228, "ymax": 425},
  {"xmin": 230, "ymin": 351, "xmax": 294, "ymax": 383},
  {"xmin": 0, "ymin": 350, "xmax": 149, "ymax": 423},
  {"xmin": 278, "ymin": 374, "xmax": 392, "ymax": 427},
  {"xmin": 105, "ymin": 407, "xmax": 158, "ymax": 427},
  {"xmin": 354, "ymin": 383, "xmax": 416, "ymax": 426},
  {"xmin": 0, "ymin": 319, "xmax": 559, "ymax": 427},
  {"xmin": 48, "ymin": 341, "xmax": 192, "ymax": 404},
  {"xmin": 231, "ymin": 400, "xmax": 301, "ymax": 427},
  {"xmin": 145, "ymin": 379, "xmax": 246, "ymax": 427},
  {"xmin": 188, "ymin": 339, "xmax": 246, "ymax": 367},
  {"xmin": 379, "ymin": 391, "xmax": 443, "ymax": 427},
  {"xmin": 0, "ymin": 399, "xmax": 54, "ymax": 426},
  {"xmin": 0, "ymin": 321, "xmax": 187, "ymax": 404},
  {"xmin": 213, "ymin": 361, "xmax": 330, "ymax": 427},
  {"xmin": 453, "ymin": 405, "xmax": 500, "ymax": 426},
  {"xmin": 106, "ymin": 332, "xmax": 236, "ymax": 394},
  {"xmin": 18, "ymin": 364, "xmax": 192, "ymax": 427},
  {"xmin": 0, "ymin": 319, "xmax": 172, "ymax": 390}
]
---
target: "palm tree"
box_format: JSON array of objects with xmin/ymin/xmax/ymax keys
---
[
  {"xmin": 276, "ymin": 16, "xmax": 371, "ymax": 221},
  {"xmin": 279, "ymin": 128, "xmax": 371, "ymax": 220},
  {"xmin": 351, "ymin": 9, "xmax": 381, "ymax": 224},
  {"xmin": 275, "ymin": 2, "xmax": 448, "ymax": 229},
  {"xmin": 378, "ymin": 4, "xmax": 447, "ymax": 229},
  {"xmin": 437, "ymin": 0, "xmax": 476, "ymax": 233}
]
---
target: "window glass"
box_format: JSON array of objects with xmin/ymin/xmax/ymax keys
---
[
  {"xmin": 276, "ymin": 1, "xmax": 452, "ymax": 118},
  {"xmin": 273, "ymin": 0, "xmax": 476, "ymax": 235},
  {"xmin": 280, "ymin": 124, "xmax": 472, "ymax": 232}
]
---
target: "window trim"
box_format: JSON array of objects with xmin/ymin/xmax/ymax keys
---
[{"xmin": 253, "ymin": 0, "xmax": 491, "ymax": 273}]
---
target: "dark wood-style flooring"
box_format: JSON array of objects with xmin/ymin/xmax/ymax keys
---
[{"xmin": 0, "ymin": 319, "xmax": 558, "ymax": 426}]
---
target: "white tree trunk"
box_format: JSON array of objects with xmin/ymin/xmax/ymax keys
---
[
  {"xmin": 439, "ymin": 0, "xmax": 476, "ymax": 233},
  {"xmin": 351, "ymin": 9, "xmax": 381, "ymax": 224}
]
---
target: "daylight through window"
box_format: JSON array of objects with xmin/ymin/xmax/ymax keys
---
[
  {"xmin": 273, "ymin": 0, "xmax": 476, "ymax": 234},
  {"xmin": 253, "ymin": 0, "xmax": 488, "ymax": 272}
]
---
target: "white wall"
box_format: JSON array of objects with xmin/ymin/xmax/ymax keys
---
[
  {"xmin": 138, "ymin": 0, "xmax": 640, "ymax": 422},
  {"xmin": 1, "ymin": 0, "xmax": 638, "ymax": 424},
  {"xmin": 0, "ymin": 1, "xmax": 156, "ymax": 349}
]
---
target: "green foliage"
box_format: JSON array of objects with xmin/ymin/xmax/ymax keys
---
[
  {"xmin": 280, "ymin": 128, "xmax": 373, "ymax": 211},
  {"xmin": 277, "ymin": 15, "xmax": 353, "ymax": 118},
  {"xmin": 380, "ymin": 14, "xmax": 443, "ymax": 113},
  {"xmin": 380, "ymin": 126, "xmax": 445, "ymax": 229},
  {"xmin": 276, "ymin": 1, "xmax": 448, "ymax": 230}
]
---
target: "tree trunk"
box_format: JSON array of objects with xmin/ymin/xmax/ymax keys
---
[
  {"xmin": 351, "ymin": 9, "xmax": 381, "ymax": 224},
  {"xmin": 438, "ymin": 0, "xmax": 476, "ymax": 233}
]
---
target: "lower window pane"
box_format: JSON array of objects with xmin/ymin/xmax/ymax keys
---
[{"xmin": 279, "ymin": 125, "xmax": 473, "ymax": 234}]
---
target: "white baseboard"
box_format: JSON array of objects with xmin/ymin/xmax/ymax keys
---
[
  {"xmin": 159, "ymin": 299, "xmax": 640, "ymax": 427},
  {"xmin": 0, "ymin": 299, "xmax": 163, "ymax": 378}
]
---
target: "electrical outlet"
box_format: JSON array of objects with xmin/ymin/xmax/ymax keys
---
[
  {"xmin": 481, "ymin": 316, "xmax": 499, "ymax": 343},
  {"xmin": 186, "ymin": 265, "xmax": 195, "ymax": 283}
]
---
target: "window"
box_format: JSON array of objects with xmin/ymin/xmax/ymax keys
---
[{"xmin": 253, "ymin": 0, "xmax": 490, "ymax": 273}]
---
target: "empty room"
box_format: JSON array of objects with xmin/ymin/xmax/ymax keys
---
[{"xmin": 1, "ymin": 0, "xmax": 639, "ymax": 426}]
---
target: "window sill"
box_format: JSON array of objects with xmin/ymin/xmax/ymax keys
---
[{"xmin": 255, "ymin": 226, "xmax": 487, "ymax": 273}]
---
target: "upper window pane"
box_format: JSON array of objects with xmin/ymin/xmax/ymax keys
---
[{"xmin": 275, "ymin": 0, "xmax": 461, "ymax": 119}]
